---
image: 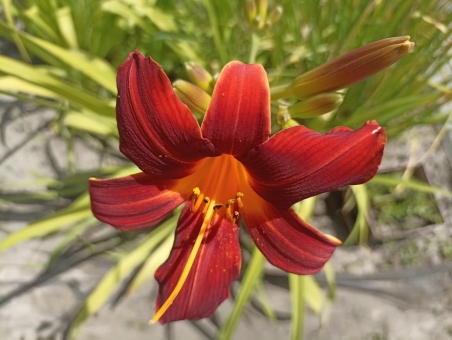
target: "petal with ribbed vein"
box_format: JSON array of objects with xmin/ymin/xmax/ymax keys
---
[
  {"xmin": 238, "ymin": 121, "xmax": 386, "ymax": 209},
  {"xmin": 117, "ymin": 51, "xmax": 217, "ymax": 180},
  {"xmin": 155, "ymin": 203, "xmax": 241, "ymax": 323},
  {"xmin": 201, "ymin": 61, "xmax": 271, "ymax": 156},
  {"xmin": 89, "ymin": 172, "xmax": 185, "ymax": 230},
  {"xmin": 241, "ymin": 189, "xmax": 340, "ymax": 275}
]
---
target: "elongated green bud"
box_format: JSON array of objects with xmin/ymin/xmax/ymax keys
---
[
  {"xmin": 173, "ymin": 80, "xmax": 211, "ymax": 114},
  {"xmin": 256, "ymin": 0, "xmax": 268, "ymax": 29},
  {"xmin": 272, "ymin": 36, "xmax": 414, "ymax": 100},
  {"xmin": 267, "ymin": 5, "xmax": 283, "ymax": 26},
  {"xmin": 185, "ymin": 62, "xmax": 214, "ymax": 94},
  {"xmin": 246, "ymin": 0, "xmax": 257, "ymax": 23},
  {"xmin": 289, "ymin": 93, "xmax": 343, "ymax": 118}
]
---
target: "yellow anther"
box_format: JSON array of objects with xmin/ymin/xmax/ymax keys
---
[
  {"xmin": 236, "ymin": 192, "xmax": 244, "ymax": 208},
  {"xmin": 225, "ymin": 199, "xmax": 236, "ymax": 207},
  {"xmin": 190, "ymin": 187, "xmax": 201, "ymax": 212},
  {"xmin": 232, "ymin": 211, "xmax": 240, "ymax": 224},
  {"xmin": 202, "ymin": 197, "xmax": 210, "ymax": 213},
  {"xmin": 210, "ymin": 204, "xmax": 224, "ymax": 226}
]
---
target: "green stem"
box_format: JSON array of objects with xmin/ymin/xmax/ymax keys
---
[
  {"xmin": 289, "ymin": 274, "xmax": 305, "ymax": 340},
  {"xmin": 270, "ymin": 83, "xmax": 293, "ymax": 101},
  {"xmin": 203, "ymin": 0, "xmax": 227, "ymax": 65},
  {"xmin": 248, "ymin": 32, "xmax": 260, "ymax": 64},
  {"xmin": 219, "ymin": 246, "xmax": 266, "ymax": 340}
]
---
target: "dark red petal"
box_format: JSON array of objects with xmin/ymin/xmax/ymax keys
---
[
  {"xmin": 89, "ymin": 173, "xmax": 185, "ymax": 231},
  {"xmin": 155, "ymin": 203, "xmax": 241, "ymax": 323},
  {"xmin": 241, "ymin": 190, "xmax": 340, "ymax": 275},
  {"xmin": 117, "ymin": 51, "xmax": 218, "ymax": 179},
  {"xmin": 238, "ymin": 121, "xmax": 386, "ymax": 209},
  {"xmin": 201, "ymin": 61, "xmax": 271, "ymax": 156}
]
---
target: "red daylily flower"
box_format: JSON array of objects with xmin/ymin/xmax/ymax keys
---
[{"xmin": 89, "ymin": 51, "xmax": 386, "ymax": 324}]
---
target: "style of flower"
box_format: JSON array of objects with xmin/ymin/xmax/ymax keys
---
[{"xmin": 89, "ymin": 51, "xmax": 386, "ymax": 324}]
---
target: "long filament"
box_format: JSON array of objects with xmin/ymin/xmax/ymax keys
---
[{"xmin": 149, "ymin": 200, "xmax": 216, "ymax": 324}]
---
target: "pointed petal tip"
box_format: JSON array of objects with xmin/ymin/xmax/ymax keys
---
[
  {"xmin": 325, "ymin": 233, "xmax": 342, "ymax": 246},
  {"xmin": 201, "ymin": 60, "xmax": 271, "ymax": 155},
  {"xmin": 239, "ymin": 120, "xmax": 387, "ymax": 209},
  {"xmin": 242, "ymin": 194, "xmax": 340, "ymax": 275}
]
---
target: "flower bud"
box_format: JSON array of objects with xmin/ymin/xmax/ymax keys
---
[
  {"xmin": 245, "ymin": 0, "xmax": 257, "ymax": 23},
  {"xmin": 173, "ymin": 80, "xmax": 211, "ymax": 115},
  {"xmin": 272, "ymin": 36, "xmax": 414, "ymax": 100},
  {"xmin": 282, "ymin": 119, "xmax": 299, "ymax": 129},
  {"xmin": 185, "ymin": 62, "xmax": 214, "ymax": 94},
  {"xmin": 256, "ymin": 0, "xmax": 268, "ymax": 29},
  {"xmin": 288, "ymin": 93, "xmax": 343, "ymax": 118},
  {"xmin": 276, "ymin": 104, "xmax": 290, "ymax": 125},
  {"xmin": 267, "ymin": 5, "xmax": 283, "ymax": 26}
]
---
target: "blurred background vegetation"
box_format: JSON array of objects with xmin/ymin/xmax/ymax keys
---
[{"xmin": 0, "ymin": 0, "xmax": 451, "ymax": 339}]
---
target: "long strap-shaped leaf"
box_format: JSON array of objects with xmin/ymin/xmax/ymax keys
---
[
  {"xmin": 0, "ymin": 21, "xmax": 117, "ymax": 93},
  {"xmin": 67, "ymin": 213, "xmax": 178, "ymax": 339},
  {"xmin": 0, "ymin": 55, "xmax": 114, "ymax": 116}
]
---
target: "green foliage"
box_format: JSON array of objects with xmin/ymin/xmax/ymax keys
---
[
  {"xmin": 0, "ymin": 0, "xmax": 451, "ymax": 339},
  {"xmin": 369, "ymin": 172, "xmax": 444, "ymax": 229}
]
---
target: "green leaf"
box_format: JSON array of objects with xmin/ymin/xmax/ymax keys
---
[
  {"xmin": 101, "ymin": 1, "xmax": 154, "ymax": 31},
  {"xmin": 141, "ymin": 6, "xmax": 177, "ymax": 31},
  {"xmin": 302, "ymin": 275, "xmax": 323, "ymax": 314},
  {"xmin": 0, "ymin": 21, "xmax": 117, "ymax": 93},
  {"xmin": 64, "ymin": 111, "xmax": 118, "ymax": 136},
  {"xmin": 371, "ymin": 175, "xmax": 452, "ymax": 197},
  {"xmin": 0, "ymin": 75, "xmax": 61, "ymax": 98},
  {"xmin": 48, "ymin": 216, "xmax": 99, "ymax": 266},
  {"xmin": 0, "ymin": 194, "xmax": 91, "ymax": 252},
  {"xmin": 255, "ymin": 282, "xmax": 276, "ymax": 320},
  {"xmin": 0, "ymin": 0, "xmax": 30, "ymax": 62},
  {"xmin": 288, "ymin": 274, "xmax": 304, "ymax": 340},
  {"xmin": 23, "ymin": 5, "xmax": 61, "ymax": 42},
  {"xmin": 322, "ymin": 261, "xmax": 336, "ymax": 300},
  {"xmin": 0, "ymin": 55, "xmax": 114, "ymax": 115},
  {"xmin": 67, "ymin": 213, "xmax": 178, "ymax": 339},
  {"xmin": 220, "ymin": 247, "xmax": 266, "ymax": 340},
  {"xmin": 56, "ymin": 7, "xmax": 79, "ymax": 49},
  {"xmin": 343, "ymin": 185, "xmax": 370, "ymax": 246},
  {"xmin": 126, "ymin": 234, "xmax": 174, "ymax": 295}
]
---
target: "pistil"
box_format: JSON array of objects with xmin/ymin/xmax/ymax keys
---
[{"xmin": 150, "ymin": 199, "xmax": 217, "ymax": 324}]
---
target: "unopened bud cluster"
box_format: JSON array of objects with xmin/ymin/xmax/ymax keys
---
[
  {"xmin": 246, "ymin": 0, "xmax": 283, "ymax": 30},
  {"xmin": 272, "ymin": 36, "xmax": 414, "ymax": 126},
  {"xmin": 173, "ymin": 62, "xmax": 215, "ymax": 115}
]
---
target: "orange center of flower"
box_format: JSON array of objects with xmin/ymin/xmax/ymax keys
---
[{"xmin": 150, "ymin": 155, "xmax": 247, "ymax": 323}]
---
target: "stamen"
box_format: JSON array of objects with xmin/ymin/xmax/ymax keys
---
[
  {"xmin": 225, "ymin": 199, "xmax": 236, "ymax": 222},
  {"xmin": 210, "ymin": 204, "xmax": 224, "ymax": 225},
  {"xmin": 202, "ymin": 197, "xmax": 210, "ymax": 213},
  {"xmin": 232, "ymin": 211, "xmax": 240, "ymax": 224},
  {"xmin": 150, "ymin": 200, "xmax": 216, "ymax": 324},
  {"xmin": 190, "ymin": 187, "xmax": 201, "ymax": 212},
  {"xmin": 236, "ymin": 192, "xmax": 244, "ymax": 208}
]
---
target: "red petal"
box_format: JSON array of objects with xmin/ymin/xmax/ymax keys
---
[
  {"xmin": 241, "ymin": 190, "xmax": 340, "ymax": 275},
  {"xmin": 117, "ymin": 51, "xmax": 218, "ymax": 179},
  {"xmin": 201, "ymin": 61, "xmax": 271, "ymax": 156},
  {"xmin": 154, "ymin": 203, "xmax": 241, "ymax": 323},
  {"xmin": 238, "ymin": 121, "xmax": 386, "ymax": 209},
  {"xmin": 89, "ymin": 173, "xmax": 185, "ymax": 230}
]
